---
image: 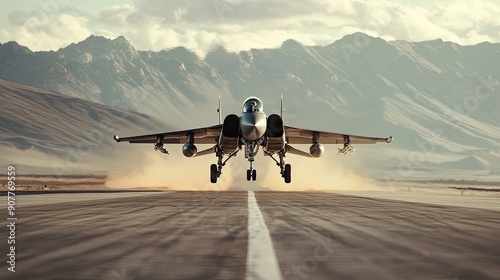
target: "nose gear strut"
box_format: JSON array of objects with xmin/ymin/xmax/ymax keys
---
[{"xmin": 242, "ymin": 138, "xmax": 262, "ymax": 181}]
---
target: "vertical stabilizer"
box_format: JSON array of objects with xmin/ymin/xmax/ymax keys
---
[
  {"xmin": 280, "ymin": 94, "xmax": 284, "ymax": 119},
  {"xmin": 218, "ymin": 94, "xmax": 222, "ymax": 125}
]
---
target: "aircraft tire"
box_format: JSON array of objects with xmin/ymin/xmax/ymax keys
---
[
  {"xmin": 252, "ymin": 169, "xmax": 257, "ymax": 181},
  {"xmin": 247, "ymin": 169, "xmax": 251, "ymax": 181},
  {"xmin": 210, "ymin": 164, "xmax": 218, "ymax": 183},
  {"xmin": 284, "ymin": 164, "xmax": 291, "ymax": 183}
]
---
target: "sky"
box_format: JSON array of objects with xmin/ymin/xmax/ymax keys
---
[{"xmin": 0, "ymin": 0, "xmax": 499, "ymax": 56}]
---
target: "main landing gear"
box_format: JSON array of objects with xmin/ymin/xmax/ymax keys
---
[
  {"xmin": 210, "ymin": 140, "xmax": 290, "ymax": 183},
  {"xmin": 210, "ymin": 149, "xmax": 237, "ymax": 184},
  {"xmin": 209, "ymin": 150, "xmax": 257, "ymax": 183},
  {"xmin": 209, "ymin": 140, "xmax": 260, "ymax": 183},
  {"xmin": 283, "ymin": 163, "xmax": 291, "ymax": 184},
  {"xmin": 267, "ymin": 151, "xmax": 291, "ymax": 183},
  {"xmin": 210, "ymin": 164, "xmax": 218, "ymax": 184}
]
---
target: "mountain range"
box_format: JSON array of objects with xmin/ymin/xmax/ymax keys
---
[
  {"xmin": 0, "ymin": 33, "xmax": 499, "ymax": 180},
  {"xmin": 0, "ymin": 79, "xmax": 164, "ymax": 174}
]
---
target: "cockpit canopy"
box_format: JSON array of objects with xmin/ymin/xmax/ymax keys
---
[{"xmin": 242, "ymin": 97, "xmax": 264, "ymax": 113}]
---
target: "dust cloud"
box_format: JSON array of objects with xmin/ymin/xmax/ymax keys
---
[
  {"xmin": 106, "ymin": 145, "xmax": 381, "ymax": 192},
  {"xmin": 106, "ymin": 146, "xmax": 238, "ymax": 191},
  {"xmin": 256, "ymin": 152, "xmax": 382, "ymax": 191}
]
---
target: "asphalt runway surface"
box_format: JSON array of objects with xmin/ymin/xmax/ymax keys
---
[{"xmin": 1, "ymin": 191, "xmax": 499, "ymax": 280}]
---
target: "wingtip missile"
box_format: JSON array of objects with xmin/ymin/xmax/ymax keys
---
[{"xmin": 113, "ymin": 135, "xmax": 120, "ymax": 142}]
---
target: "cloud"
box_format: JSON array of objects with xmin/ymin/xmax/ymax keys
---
[
  {"xmin": 101, "ymin": 0, "xmax": 500, "ymax": 55},
  {"xmin": 97, "ymin": 4, "xmax": 135, "ymax": 27},
  {"xmin": 0, "ymin": 0, "xmax": 499, "ymax": 54},
  {"xmin": 6, "ymin": 13, "xmax": 91, "ymax": 51},
  {"xmin": 7, "ymin": 10, "xmax": 38, "ymax": 26},
  {"xmin": 130, "ymin": 0, "xmax": 325, "ymax": 24},
  {"xmin": 430, "ymin": 1, "xmax": 500, "ymax": 43}
]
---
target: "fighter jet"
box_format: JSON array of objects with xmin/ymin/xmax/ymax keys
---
[{"xmin": 113, "ymin": 96, "xmax": 392, "ymax": 183}]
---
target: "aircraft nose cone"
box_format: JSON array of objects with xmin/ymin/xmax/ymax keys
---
[{"xmin": 241, "ymin": 113, "xmax": 266, "ymax": 141}]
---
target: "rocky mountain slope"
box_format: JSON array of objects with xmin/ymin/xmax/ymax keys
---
[
  {"xmin": 0, "ymin": 79, "xmax": 165, "ymax": 174},
  {"xmin": 1, "ymin": 33, "xmax": 499, "ymax": 179}
]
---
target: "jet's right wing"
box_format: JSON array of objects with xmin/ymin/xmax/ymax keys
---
[{"xmin": 113, "ymin": 124, "xmax": 222, "ymax": 144}]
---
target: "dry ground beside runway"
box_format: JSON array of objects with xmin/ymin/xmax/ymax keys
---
[{"xmin": 0, "ymin": 191, "xmax": 499, "ymax": 280}]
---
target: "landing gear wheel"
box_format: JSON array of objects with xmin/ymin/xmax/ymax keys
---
[
  {"xmin": 210, "ymin": 164, "xmax": 218, "ymax": 183},
  {"xmin": 252, "ymin": 170, "xmax": 257, "ymax": 181},
  {"xmin": 284, "ymin": 164, "xmax": 291, "ymax": 183},
  {"xmin": 247, "ymin": 169, "xmax": 251, "ymax": 181}
]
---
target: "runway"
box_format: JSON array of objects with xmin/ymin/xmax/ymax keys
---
[{"xmin": 1, "ymin": 191, "xmax": 499, "ymax": 280}]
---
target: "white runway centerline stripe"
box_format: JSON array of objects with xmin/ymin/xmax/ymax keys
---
[{"xmin": 246, "ymin": 191, "xmax": 283, "ymax": 280}]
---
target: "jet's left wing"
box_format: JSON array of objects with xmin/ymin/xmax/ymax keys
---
[
  {"xmin": 284, "ymin": 125, "xmax": 392, "ymax": 144},
  {"xmin": 113, "ymin": 124, "xmax": 222, "ymax": 144}
]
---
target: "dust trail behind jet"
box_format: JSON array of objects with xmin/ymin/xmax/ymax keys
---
[
  {"xmin": 106, "ymin": 148, "xmax": 235, "ymax": 191},
  {"xmin": 256, "ymin": 153, "xmax": 382, "ymax": 191},
  {"xmin": 106, "ymin": 146, "xmax": 380, "ymax": 191}
]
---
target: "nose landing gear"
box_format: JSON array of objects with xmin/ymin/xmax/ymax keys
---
[
  {"xmin": 247, "ymin": 169, "xmax": 256, "ymax": 181},
  {"xmin": 244, "ymin": 140, "xmax": 260, "ymax": 181}
]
